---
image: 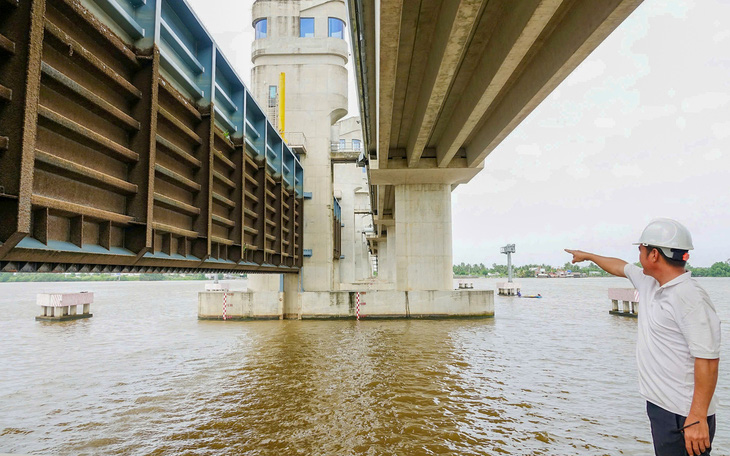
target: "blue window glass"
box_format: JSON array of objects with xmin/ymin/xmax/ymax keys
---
[
  {"xmin": 339, "ymin": 139, "xmax": 346, "ymax": 150},
  {"xmin": 254, "ymin": 19, "xmax": 267, "ymax": 39},
  {"xmin": 268, "ymin": 86, "xmax": 277, "ymax": 108},
  {"xmin": 328, "ymin": 18, "xmax": 345, "ymax": 39},
  {"xmin": 353, "ymin": 139, "xmax": 361, "ymax": 151},
  {"xmin": 300, "ymin": 17, "xmax": 314, "ymax": 38}
]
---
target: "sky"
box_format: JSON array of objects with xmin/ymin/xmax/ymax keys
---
[{"xmin": 186, "ymin": 0, "xmax": 730, "ymax": 268}]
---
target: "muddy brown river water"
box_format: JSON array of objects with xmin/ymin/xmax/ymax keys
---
[{"xmin": 1, "ymin": 277, "xmax": 728, "ymax": 455}]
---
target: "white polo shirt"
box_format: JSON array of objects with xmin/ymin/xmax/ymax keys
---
[{"xmin": 624, "ymin": 264, "xmax": 721, "ymax": 416}]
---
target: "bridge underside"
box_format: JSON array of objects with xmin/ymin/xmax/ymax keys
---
[
  {"xmin": 348, "ymin": 0, "xmax": 643, "ymax": 241},
  {"xmin": 0, "ymin": 0, "xmax": 303, "ymax": 273}
]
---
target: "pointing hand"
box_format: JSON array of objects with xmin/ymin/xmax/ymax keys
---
[{"xmin": 564, "ymin": 249, "xmax": 589, "ymax": 264}]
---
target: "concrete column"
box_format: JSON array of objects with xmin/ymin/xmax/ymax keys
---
[
  {"xmin": 247, "ymin": 273, "xmax": 281, "ymax": 292},
  {"xmin": 395, "ymin": 184, "xmax": 452, "ymax": 291},
  {"xmin": 282, "ymin": 273, "xmax": 300, "ymax": 319},
  {"xmin": 301, "ymin": 158, "xmax": 335, "ymax": 291},
  {"xmin": 355, "ymin": 228, "xmax": 371, "ymax": 280},
  {"xmin": 378, "ymin": 239, "xmax": 389, "ymax": 281},
  {"xmin": 386, "ymin": 229, "xmax": 396, "ymax": 283},
  {"xmin": 338, "ymin": 210, "xmax": 355, "ymax": 285}
]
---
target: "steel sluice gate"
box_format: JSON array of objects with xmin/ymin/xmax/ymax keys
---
[{"xmin": 0, "ymin": 0, "xmax": 304, "ymax": 273}]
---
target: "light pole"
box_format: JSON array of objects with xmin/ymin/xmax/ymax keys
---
[{"xmin": 500, "ymin": 244, "xmax": 516, "ymax": 283}]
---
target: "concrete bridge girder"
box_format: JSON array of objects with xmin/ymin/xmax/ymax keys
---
[{"xmin": 363, "ymin": 0, "xmax": 643, "ymax": 174}]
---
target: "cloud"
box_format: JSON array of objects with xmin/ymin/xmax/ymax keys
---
[
  {"xmin": 516, "ymin": 144, "xmax": 542, "ymax": 156},
  {"xmin": 567, "ymin": 164, "xmax": 591, "ymax": 179},
  {"xmin": 611, "ymin": 163, "xmax": 643, "ymax": 178},
  {"xmin": 703, "ymin": 149, "xmax": 722, "ymax": 161},
  {"xmin": 564, "ymin": 59, "xmax": 607, "ymax": 86},
  {"xmin": 681, "ymin": 92, "xmax": 730, "ymax": 113},
  {"xmin": 713, "ymin": 29, "xmax": 730, "ymax": 43},
  {"xmin": 711, "ymin": 120, "xmax": 730, "ymax": 139},
  {"xmin": 636, "ymin": 104, "xmax": 677, "ymax": 121},
  {"xmin": 594, "ymin": 117, "xmax": 616, "ymax": 128}
]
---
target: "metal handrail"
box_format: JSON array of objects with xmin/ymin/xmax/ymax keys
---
[{"xmin": 331, "ymin": 140, "xmax": 362, "ymax": 152}]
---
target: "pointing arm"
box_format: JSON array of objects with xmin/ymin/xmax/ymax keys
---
[{"xmin": 564, "ymin": 249, "xmax": 627, "ymax": 278}]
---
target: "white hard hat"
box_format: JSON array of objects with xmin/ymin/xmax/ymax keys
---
[{"xmin": 634, "ymin": 218, "xmax": 693, "ymax": 260}]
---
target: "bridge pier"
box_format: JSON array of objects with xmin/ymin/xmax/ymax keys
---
[
  {"xmin": 199, "ymin": 288, "xmax": 493, "ymax": 320},
  {"xmin": 394, "ymin": 184, "xmax": 452, "ymax": 291},
  {"xmin": 204, "ymin": 178, "xmax": 494, "ymax": 320},
  {"xmin": 282, "ymin": 273, "xmax": 301, "ymax": 319}
]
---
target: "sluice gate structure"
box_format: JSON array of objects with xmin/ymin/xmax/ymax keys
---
[{"xmin": 0, "ymin": 0, "xmax": 304, "ymax": 273}]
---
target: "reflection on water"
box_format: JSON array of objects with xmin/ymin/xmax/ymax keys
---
[{"xmin": 0, "ymin": 278, "xmax": 728, "ymax": 455}]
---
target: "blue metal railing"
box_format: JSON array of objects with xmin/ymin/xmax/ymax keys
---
[
  {"xmin": 87, "ymin": 0, "xmax": 303, "ymax": 196},
  {"xmin": 333, "ymin": 197, "xmax": 341, "ymax": 223},
  {"xmin": 265, "ymin": 122, "xmax": 281, "ymax": 175}
]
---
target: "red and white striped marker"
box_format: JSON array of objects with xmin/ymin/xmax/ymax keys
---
[
  {"xmin": 222, "ymin": 293, "xmax": 229, "ymax": 320},
  {"xmin": 356, "ymin": 292, "xmax": 366, "ymax": 320}
]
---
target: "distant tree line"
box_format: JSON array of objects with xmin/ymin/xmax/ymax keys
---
[
  {"xmin": 0, "ymin": 273, "xmax": 214, "ymax": 282},
  {"xmin": 454, "ymin": 261, "xmax": 730, "ymax": 278},
  {"xmin": 686, "ymin": 262, "xmax": 730, "ymax": 277},
  {"xmin": 453, "ymin": 262, "xmax": 610, "ymax": 278}
]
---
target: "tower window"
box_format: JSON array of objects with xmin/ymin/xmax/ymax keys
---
[
  {"xmin": 254, "ymin": 19, "xmax": 267, "ymax": 39},
  {"xmin": 300, "ymin": 17, "xmax": 314, "ymax": 38},
  {"xmin": 328, "ymin": 18, "xmax": 345, "ymax": 39},
  {"xmin": 268, "ymin": 85, "xmax": 278, "ymax": 108}
]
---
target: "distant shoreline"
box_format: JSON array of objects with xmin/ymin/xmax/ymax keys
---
[
  {"xmin": 0, "ymin": 273, "xmax": 245, "ymax": 283},
  {"xmin": 454, "ymin": 261, "xmax": 730, "ymax": 278}
]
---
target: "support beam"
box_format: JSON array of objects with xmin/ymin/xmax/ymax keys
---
[
  {"xmin": 386, "ymin": 229, "xmax": 396, "ymax": 284},
  {"xmin": 406, "ymin": 0, "xmax": 485, "ymax": 167},
  {"xmin": 377, "ymin": 0, "xmax": 404, "ymax": 168},
  {"xmin": 16, "ymin": 0, "xmax": 46, "ymax": 234},
  {"xmin": 465, "ymin": 0, "xmax": 643, "ymax": 167},
  {"xmin": 371, "ymin": 157, "xmax": 482, "ymax": 185},
  {"xmin": 437, "ymin": 0, "xmax": 563, "ymax": 167},
  {"xmin": 376, "ymin": 183, "xmax": 387, "ymax": 230},
  {"xmin": 126, "ymin": 48, "xmax": 160, "ymax": 258}
]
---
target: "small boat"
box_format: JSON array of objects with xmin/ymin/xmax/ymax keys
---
[{"xmin": 517, "ymin": 293, "xmax": 542, "ymax": 299}]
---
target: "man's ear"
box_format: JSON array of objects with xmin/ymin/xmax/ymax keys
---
[{"xmin": 650, "ymin": 249, "xmax": 660, "ymax": 263}]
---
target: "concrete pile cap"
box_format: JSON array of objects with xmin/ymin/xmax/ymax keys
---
[{"xmin": 36, "ymin": 292, "xmax": 94, "ymax": 306}]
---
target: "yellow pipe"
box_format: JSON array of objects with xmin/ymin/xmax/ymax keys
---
[{"xmin": 278, "ymin": 72, "xmax": 285, "ymax": 140}]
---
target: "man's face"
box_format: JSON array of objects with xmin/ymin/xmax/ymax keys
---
[{"xmin": 638, "ymin": 244, "xmax": 652, "ymax": 272}]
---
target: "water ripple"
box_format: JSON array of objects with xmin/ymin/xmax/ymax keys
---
[{"xmin": 1, "ymin": 278, "xmax": 729, "ymax": 455}]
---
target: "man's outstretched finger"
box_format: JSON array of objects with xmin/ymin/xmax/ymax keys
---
[{"xmin": 564, "ymin": 249, "xmax": 581, "ymax": 263}]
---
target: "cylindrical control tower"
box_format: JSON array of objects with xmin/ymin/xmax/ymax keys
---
[{"xmin": 250, "ymin": 0, "xmax": 349, "ymax": 292}]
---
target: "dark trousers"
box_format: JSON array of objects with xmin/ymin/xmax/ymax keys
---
[{"xmin": 647, "ymin": 401, "xmax": 716, "ymax": 456}]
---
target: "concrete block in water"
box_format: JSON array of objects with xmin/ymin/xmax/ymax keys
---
[
  {"xmin": 198, "ymin": 289, "xmax": 494, "ymax": 320},
  {"xmin": 36, "ymin": 292, "xmax": 93, "ymax": 321},
  {"xmin": 608, "ymin": 288, "xmax": 639, "ymax": 317},
  {"xmin": 198, "ymin": 291, "xmax": 282, "ymax": 320},
  {"xmin": 408, "ymin": 290, "xmax": 494, "ymax": 318}
]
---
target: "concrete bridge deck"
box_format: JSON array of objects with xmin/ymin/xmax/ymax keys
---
[{"xmin": 347, "ymin": 0, "xmax": 643, "ymax": 291}]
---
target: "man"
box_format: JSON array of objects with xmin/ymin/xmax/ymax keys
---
[{"xmin": 565, "ymin": 218, "xmax": 721, "ymax": 456}]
